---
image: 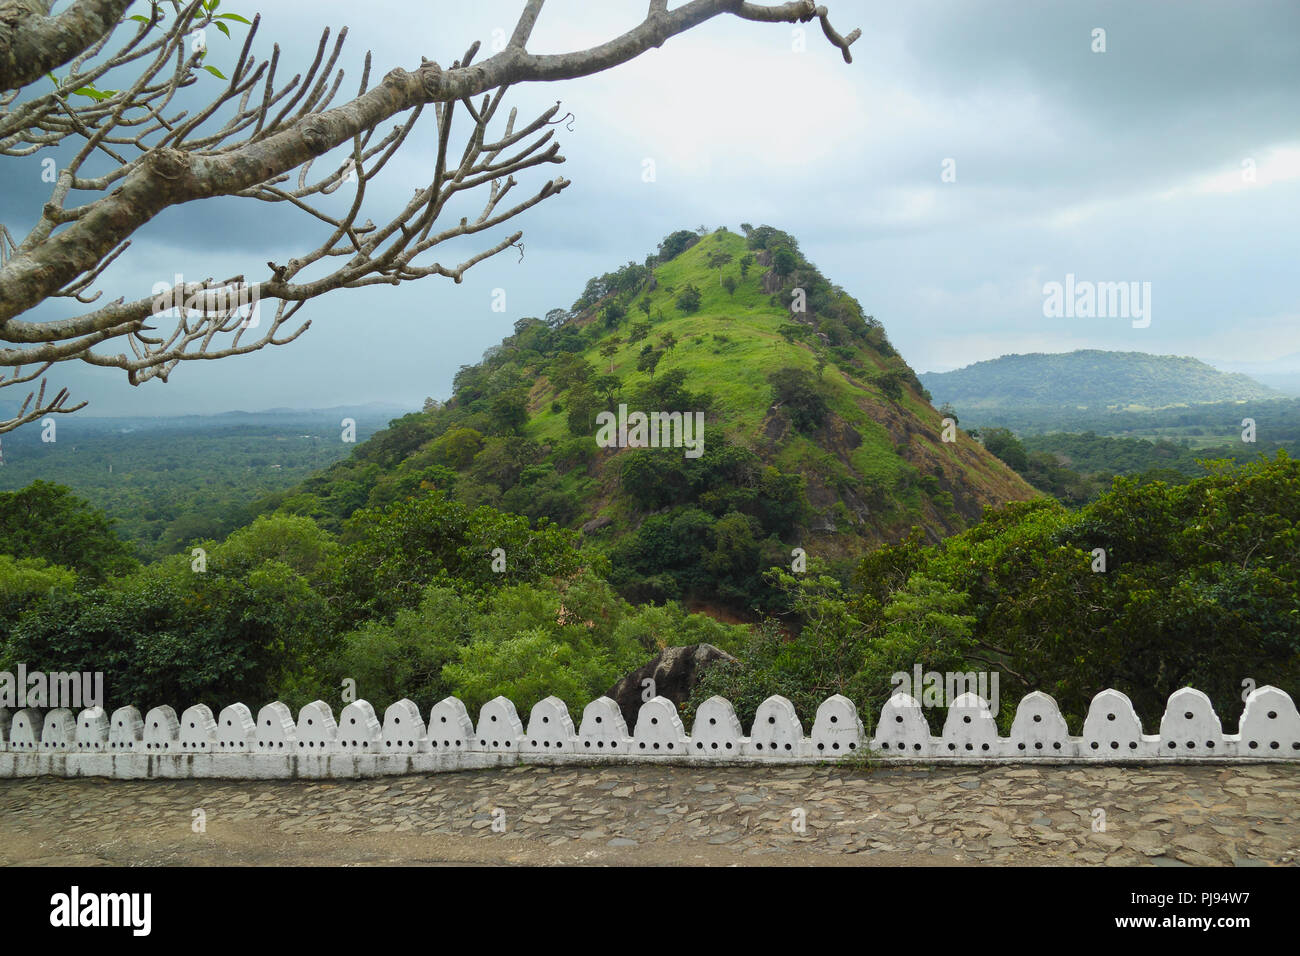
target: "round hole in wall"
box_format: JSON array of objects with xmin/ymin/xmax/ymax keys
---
[
  {"xmin": 1184, "ymin": 711, "xmax": 1193, "ymax": 720},
  {"xmin": 1090, "ymin": 741, "xmax": 1099, "ymax": 750},
  {"xmin": 962, "ymin": 716, "xmax": 971, "ymax": 724},
  {"xmin": 830, "ymin": 715, "xmax": 838, "ymax": 724},
  {"xmin": 1268, "ymin": 711, "xmax": 1278, "ymax": 720},
  {"xmin": 895, "ymin": 715, "xmax": 903, "ymax": 723},
  {"xmin": 768, "ymin": 716, "xmax": 776, "ymax": 724},
  {"xmin": 1106, "ymin": 713, "xmax": 1115, "ymax": 721}
]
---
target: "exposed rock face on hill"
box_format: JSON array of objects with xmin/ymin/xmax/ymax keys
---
[{"xmin": 604, "ymin": 644, "xmax": 737, "ymax": 729}]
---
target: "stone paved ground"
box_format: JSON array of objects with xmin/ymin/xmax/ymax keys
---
[{"xmin": 0, "ymin": 764, "xmax": 1296, "ymax": 866}]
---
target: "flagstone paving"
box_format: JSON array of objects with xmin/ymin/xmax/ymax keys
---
[{"xmin": 0, "ymin": 764, "xmax": 1295, "ymax": 866}]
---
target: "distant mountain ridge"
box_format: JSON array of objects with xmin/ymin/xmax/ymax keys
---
[{"xmin": 920, "ymin": 350, "xmax": 1281, "ymax": 412}]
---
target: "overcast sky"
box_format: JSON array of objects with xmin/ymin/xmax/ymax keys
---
[{"xmin": 7, "ymin": 0, "xmax": 1299, "ymax": 416}]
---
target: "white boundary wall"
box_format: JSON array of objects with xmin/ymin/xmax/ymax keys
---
[{"xmin": 0, "ymin": 685, "xmax": 1297, "ymax": 780}]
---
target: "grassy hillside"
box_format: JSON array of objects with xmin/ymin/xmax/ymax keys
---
[
  {"xmin": 258, "ymin": 225, "xmax": 1035, "ymax": 614},
  {"xmin": 922, "ymin": 350, "xmax": 1281, "ymax": 414}
]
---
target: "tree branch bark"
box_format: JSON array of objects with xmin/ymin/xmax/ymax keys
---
[{"xmin": 0, "ymin": 0, "xmax": 134, "ymax": 92}]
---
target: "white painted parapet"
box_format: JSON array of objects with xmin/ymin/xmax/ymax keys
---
[
  {"xmin": 428, "ymin": 697, "xmax": 473, "ymax": 752},
  {"xmin": 295, "ymin": 700, "xmax": 337, "ymax": 753},
  {"xmin": 1082, "ymin": 689, "xmax": 1159, "ymax": 758},
  {"xmin": 179, "ymin": 704, "xmax": 218, "ymax": 752},
  {"xmin": 633, "ymin": 696, "xmax": 689, "ymax": 755},
  {"xmin": 218, "ymin": 704, "xmax": 256, "ymax": 752},
  {"xmin": 337, "ymin": 701, "xmax": 382, "ymax": 753},
  {"xmin": 1008, "ymin": 692, "xmax": 1073, "ymax": 757},
  {"xmin": 690, "ymin": 696, "xmax": 745, "ymax": 757},
  {"xmin": 256, "ymin": 702, "xmax": 296, "ymax": 752},
  {"xmin": 942, "ymin": 692, "xmax": 1000, "ymax": 757},
  {"xmin": 41, "ymin": 708, "xmax": 75, "ymax": 751},
  {"xmin": 76, "ymin": 707, "xmax": 109, "ymax": 752},
  {"xmin": 1158, "ymin": 687, "xmax": 1224, "ymax": 757},
  {"xmin": 523, "ymin": 696, "xmax": 576, "ymax": 754},
  {"xmin": 382, "ymin": 699, "xmax": 426, "ymax": 754},
  {"xmin": 871, "ymin": 693, "xmax": 930, "ymax": 757},
  {"xmin": 475, "ymin": 696, "xmax": 524, "ymax": 753},
  {"xmin": 2, "ymin": 685, "xmax": 1298, "ymax": 779},
  {"xmin": 749, "ymin": 695, "xmax": 804, "ymax": 757},
  {"xmin": 143, "ymin": 705, "xmax": 179, "ymax": 753},
  {"xmin": 810, "ymin": 694, "xmax": 864, "ymax": 757},
  {"xmin": 109, "ymin": 706, "xmax": 142, "ymax": 752},
  {"xmin": 9, "ymin": 709, "xmax": 39, "ymax": 751},
  {"xmin": 577, "ymin": 697, "xmax": 631, "ymax": 754},
  {"xmin": 1239, "ymin": 684, "xmax": 1300, "ymax": 757}
]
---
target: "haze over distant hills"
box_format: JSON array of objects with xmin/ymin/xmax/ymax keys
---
[
  {"xmin": 1208, "ymin": 352, "xmax": 1300, "ymax": 397},
  {"xmin": 920, "ymin": 350, "xmax": 1282, "ymax": 413}
]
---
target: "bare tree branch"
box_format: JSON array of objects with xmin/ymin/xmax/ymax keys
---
[
  {"xmin": 0, "ymin": 0, "xmax": 860, "ymax": 432},
  {"xmin": 0, "ymin": 0, "xmax": 134, "ymax": 92}
]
